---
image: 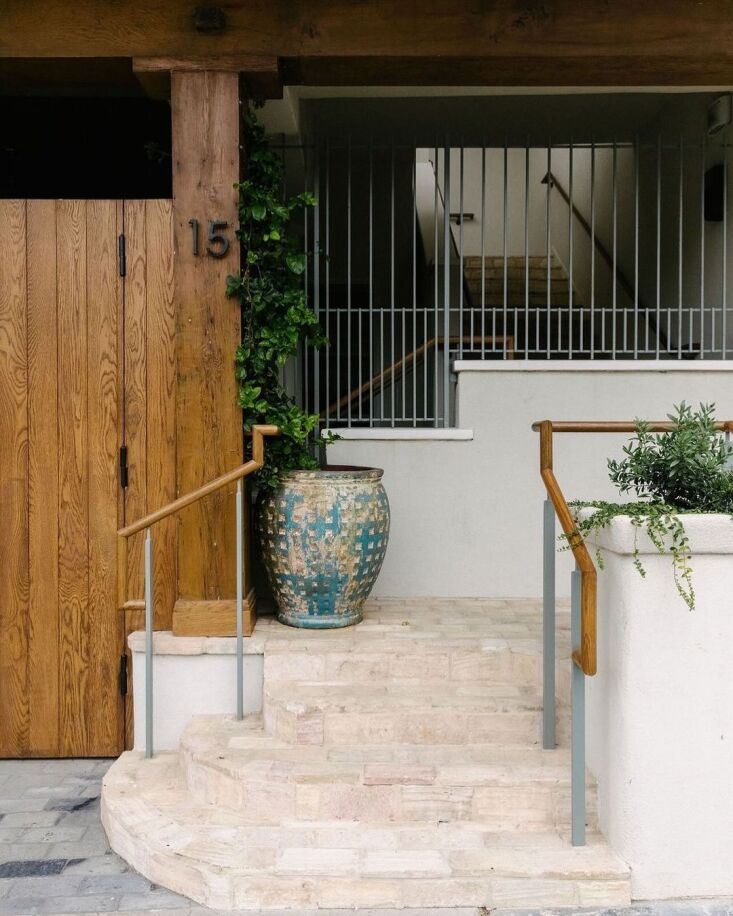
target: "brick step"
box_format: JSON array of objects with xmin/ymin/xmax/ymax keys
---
[
  {"xmin": 102, "ymin": 753, "xmax": 630, "ymax": 911},
  {"xmin": 263, "ymin": 678, "xmax": 567, "ymax": 747},
  {"xmin": 181, "ymin": 715, "xmax": 592, "ymax": 830}
]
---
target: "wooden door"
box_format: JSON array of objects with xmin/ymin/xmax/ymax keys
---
[{"xmin": 0, "ymin": 198, "xmax": 174, "ymax": 757}]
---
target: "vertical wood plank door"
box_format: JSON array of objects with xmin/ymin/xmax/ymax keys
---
[{"xmin": 0, "ymin": 199, "xmax": 174, "ymax": 758}]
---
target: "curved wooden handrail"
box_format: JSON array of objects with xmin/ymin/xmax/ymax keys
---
[
  {"xmin": 533, "ymin": 418, "xmax": 733, "ymax": 676},
  {"xmin": 117, "ymin": 424, "xmax": 278, "ymax": 611}
]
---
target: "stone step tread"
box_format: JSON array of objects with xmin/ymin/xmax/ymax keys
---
[
  {"xmin": 102, "ymin": 754, "xmax": 629, "ymax": 910},
  {"xmin": 265, "ymin": 679, "xmax": 550, "ymax": 713},
  {"xmin": 182, "ymin": 716, "xmax": 583, "ymax": 786}
]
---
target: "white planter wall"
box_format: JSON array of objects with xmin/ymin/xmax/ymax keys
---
[{"xmin": 586, "ymin": 515, "xmax": 733, "ymax": 899}]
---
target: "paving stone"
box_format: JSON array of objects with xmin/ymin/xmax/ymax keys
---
[
  {"xmin": 0, "ymin": 798, "xmax": 49, "ymax": 815},
  {"xmin": 32, "ymin": 892, "xmax": 120, "ymax": 913},
  {"xmin": 0, "ymin": 860, "xmax": 68, "ymax": 879},
  {"xmin": 5, "ymin": 874, "xmax": 85, "ymax": 897},
  {"xmin": 1, "ymin": 811, "xmax": 62, "ymax": 829}
]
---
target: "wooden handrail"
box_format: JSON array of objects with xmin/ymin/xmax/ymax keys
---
[
  {"xmin": 117, "ymin": 424, "xmax": 279, "ymax": 611},
  {"xmin": 533, "ymin": 419, "xmax": 733, "ymax": 676},
  {"xmin": 323, "ymin": 334, "xmax": 514, "ymax": 419}
]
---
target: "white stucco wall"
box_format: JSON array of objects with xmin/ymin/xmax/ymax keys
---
[
  {"xmin": 130, "ymin": 632, "xmax": 264, "ymax": 752},
  {"xmin": 585, "ymin": 516, "xmax": 733, "ymax": 899},
  {"xmin": 327, "ymin": 364, "xmax": 733, "ymax": 598}
]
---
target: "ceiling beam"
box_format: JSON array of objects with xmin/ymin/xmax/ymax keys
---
[{"xmin": 3, "ymin": 1, "xmax": 733, "ymax": 86}]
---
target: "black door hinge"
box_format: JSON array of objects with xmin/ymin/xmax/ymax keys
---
[
  {"xmin": 118, "ymin": 653, "xmax": 128, "ymax": 696},
  {"xmin": 118, "ymin": 233, "xmax": 126, "ymax": 277},
  {"xmin": 119, "ymin": 445, "xmax": 129, "ymax": 489}
]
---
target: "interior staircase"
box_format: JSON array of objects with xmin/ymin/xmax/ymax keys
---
[
  {"xmin": 101, "ymin": 600, "xmax": 631, "ymax": 911},
  {"xmin": 461, "ymin": 254, "xmax": 600, "ymax": 357}
]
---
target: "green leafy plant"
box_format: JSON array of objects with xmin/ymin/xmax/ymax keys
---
[
  {"xmin": 569, "ymin": 403, "xmax": 733, "ymax": 609},
  {"xmin": 227, "ymin": 105, "xmax": 335, "ymax": 490}
]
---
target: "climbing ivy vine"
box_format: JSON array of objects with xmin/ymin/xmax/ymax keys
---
[{"xmin": 227, "ymin": 105, "xmax": 334, "ymax": 490}]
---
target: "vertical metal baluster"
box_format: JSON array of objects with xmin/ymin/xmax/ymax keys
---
[
  {"xmin": 313, "ymin": 146, "xmax": 321, "ymax": 424},
  {"xmin": 678, "ymin": 138, "xmax": 684, "ymax": 359},
  {"xmin": 571, "ymin": 568, "xmax": 586, "ymax": 846},
  {"xmin": 413, "ymin": 142, "xmax": 418, "ymax": 425},
  {"xmin": 569, "ymin": 140, "xmax": 574, "ymax": 359},
  {"xmin": 433, "ymin": 144, "xmax": 439, "ymax": 427},
  {"xmin": 546, "ymin": 142, "xmax": 552, "ymax": 359},
  {"xmin": 723, "ymin": 140, "xmax": 728, "ymax": 359},
  {"xmin": 303, "ymin": 143, "xmax": 310, "ymax": 413},
  {"xmin": 543, "ymin": 500, "xmax": 556, "ymax": 749},
  {"xmin": 701, "ymin": 134, "xmax": 707, "ymax": 358},
  {"xmin": 391, "ymin": 140, "xmax": 396, "ymax": 427},
  {"xmin": 635, "ymin": 136, "xmax": 641, "ymax": 357},
  {"xmin": 235, "ymin": 480, "xmax": 244, "ymax": 720},
  {"xmin": 611, "ymin": 140, "xmax": 617, "ymax": 359},
  {"xmin": 502, "ymin": 142, "xmax": 508, "ymax": 358},
  {"xmin": 443, "ymin": 143, "xmax": 451, "ymax": 427},
  {"xmin": 347, "ymin": 136, "xmax": 352, "ymax": 426},
  {"xmin": 324, "ymin": 141, "xmax": 331, "ymax": 429},
  {"xmin": 481, "ymin": 144, "xmax": 486, "ymax": 358},
  {"xmin": 524, "ymin": 138, "xmax": 530, "ymax": 359},
  {"xmin": 369, "ymin": 138, "xmax": 375, "ymax": 427},
  {"xmin": 656, "ymin": 134, "xmax": 662, "ymax": 359},
  {"xmin": 144, "ymin": 529, "xmax": 154, "ymax": 759},
  {"xmin": 459, "ymin": 144, "xmax": 464, "ymax": 358},
  {"xmin": 402, "ymin": 150, "xmax": 407, "ymax": 422},
  {"xmin": 590, "ymin": 141, "xmax": 596, "ymax": 359}
]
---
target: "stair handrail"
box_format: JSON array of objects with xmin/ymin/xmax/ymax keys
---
[
  {"xmin": 322, "ymin": 334, "xmax": 513, "ymax": 421},
  {"xmin": 542, "ymin": 171, "xmax": 672, "ymax": 353},
  {"xmin": 533, "ymin": 417, "xmax": 733, "ymax": 677},
  {"xmin": 117, "ymin": 423, "xmax": 279, "ymax": 758},
  {"xmin": 534, "ymin": 418, "xmax": 733, "ymax": 847}
]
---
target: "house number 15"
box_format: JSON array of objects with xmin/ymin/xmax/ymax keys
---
[{"xmin": 188, "ymin": 219, "xmax": 230, "ymax": 259}]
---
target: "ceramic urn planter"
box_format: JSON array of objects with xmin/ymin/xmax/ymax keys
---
[{"xmin": 257, "ymin": 466, "xmax": 390, "ymax": 628}]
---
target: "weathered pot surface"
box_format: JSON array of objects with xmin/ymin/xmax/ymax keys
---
[{"xmin": 257, "ymin": 465, "xmax": 390, "ymax": 629}]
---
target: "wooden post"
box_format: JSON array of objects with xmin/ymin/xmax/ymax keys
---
[{"xmin": 171, "ymin": 69, "xmax": 242, "ymax": 601}]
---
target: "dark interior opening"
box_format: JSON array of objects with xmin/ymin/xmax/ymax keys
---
[{"xmin": 0, "ymin": 97, "xmax": 172, "ymax": 199}]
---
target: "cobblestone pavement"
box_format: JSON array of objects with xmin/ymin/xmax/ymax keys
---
[{"xmin": 0, "ymin": 759, "xmax": 731, "ymax": 916}]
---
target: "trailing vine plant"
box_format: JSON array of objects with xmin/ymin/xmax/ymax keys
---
[
  {"xmin": 227, "ymin": 104, "xmax": 335, "ymax": 490},
  {"xmin": 568, "ymin": 403, "xmax": 733, "ymax": 610}
]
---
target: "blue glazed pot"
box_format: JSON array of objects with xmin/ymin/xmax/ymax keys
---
[{"xmin": 257, "ymin": 466, "xmax": 390, "ymax": 629}]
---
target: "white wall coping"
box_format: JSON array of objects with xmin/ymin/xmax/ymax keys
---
[
  {"xmin": 454, "ymin": 360, "xmax": 733, "ymax": 373},
  {"xmin": 582, "ymin": 512, "xmax": 733, "ymax": 556},
  {"xmin": 323, "ymin": 428, "xmax": 474, "ymax": 441},
  {"xmin": 128, "ymin": 631, "xmax": 267, "ymax": 656}
]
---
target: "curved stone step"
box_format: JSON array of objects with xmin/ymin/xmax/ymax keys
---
[
  {"xmin": 101, "ymin": 751, "xmax": 630, "ymax": 911},
  {"xmin": 263, "ymin": 678, "xmax": 568, "ymax": 747},
  {"xmin": 181, "ymin": 715, "xmax": 593, "ymax": 830}
]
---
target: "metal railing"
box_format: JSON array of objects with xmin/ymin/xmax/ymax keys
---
[
  {"xmin": 285, "ymin": 136, "xmax": 733, "ymax": 429},
  {"xmin": 116, "ymin": 424, "xmax": 278, "ymax": 758},
  {"xmin": 534, "ymin": 418, "xmax": 733, "ymax": 846}
]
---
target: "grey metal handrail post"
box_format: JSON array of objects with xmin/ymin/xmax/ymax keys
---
[
  {"xmin": 542, "ymin": 499, "xmax": 556, "ymax": 749},
  {"xmin": 571, "ymin": 567, "xmax": 586, "ymax": 846},
  {"xmin": 235, "ymin": 479, "xmax": 244, "ymax": 720},
  {"xmin": 144, "ymin": 528, "xmax": 154, "ymax": 759}
]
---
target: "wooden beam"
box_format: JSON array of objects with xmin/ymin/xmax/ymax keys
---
[
  {"xmin": 171, "ymin": 70, "xmax": 242, "ymax": 602},
  {"xmin": 133, "ymin": 54, "xmax": 278, "ymax": 73},
  {"xmin": 3, "ymin": 1, "xmax": 733, "ymax": 88}
]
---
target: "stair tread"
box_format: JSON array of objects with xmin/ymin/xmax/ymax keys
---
[
  {"xmin": 103, "ymin": 753, "xmax": 628, "ymax": 879},
  {"xmin": 266, "ymin": 679, "xmax": 548, "ymax": 712},
  {"xmin": 182, "ymin": 715, "xmax": 578, "ymax": 783}
]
